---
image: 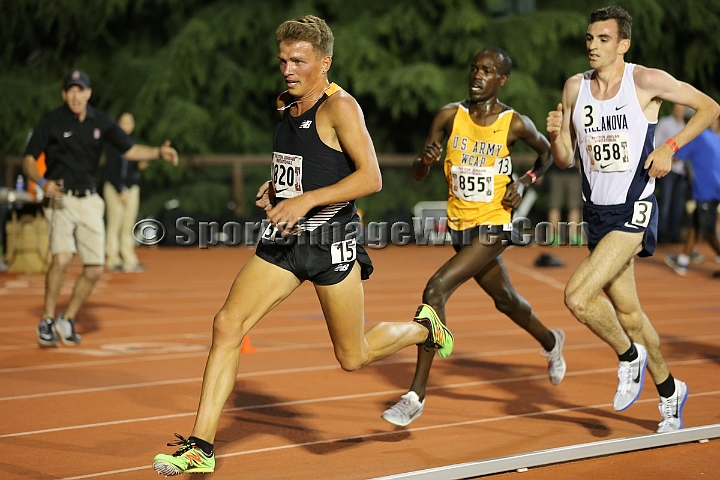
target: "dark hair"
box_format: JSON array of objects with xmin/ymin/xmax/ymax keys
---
[
  {"xmin": 590, "ymin": 5, "xmax": 632, "ymax": 40},
  {"xmin": 477, "ymin": 46, "xmax": 513, "ymax": 76},
  {"xmin": 276, "ymin": 15, "xmax": 334, "ymax": 58}
]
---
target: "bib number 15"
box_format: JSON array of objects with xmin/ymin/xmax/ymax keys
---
[{"xmin": 331, "ymin": 239, "xmax": 356, "ymax": 264}]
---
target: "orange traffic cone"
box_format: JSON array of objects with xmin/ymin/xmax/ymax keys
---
[{"xmin": 241, "ymin": 335, "xmax": 256, "ymax": 353}]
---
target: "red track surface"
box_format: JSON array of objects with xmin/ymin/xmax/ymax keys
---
[{"xmin": 1, "ymin": 243, "xmax": 719, "ymax": 479}]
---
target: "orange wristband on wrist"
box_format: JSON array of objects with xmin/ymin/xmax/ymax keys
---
[
  {"xmin": 666, "ymin": 138, "xmax": 679, "ymax": 153},
  {"xmin": 525, "ymin": 170, "xmax": 537, "ymax": 183}
]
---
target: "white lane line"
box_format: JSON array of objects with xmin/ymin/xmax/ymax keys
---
[
  {"xmin": 2, "ymin": 357, "xmax": 718, "ymax": 438},
  {"xmin": 3, "ymin": 329, "xmax": 720, "ymax": 376},
  {"xmin": 2, "ymin": 345, "xmax": 576, "ymax": 401},
  {"xmin": 0, "ymin": 342, "xmax": 327, "ymax": 373},
  {"xmin": 3, "ymin": 313, "xmax": 711, "ymax": 352},
  {"xmin": 503, "ymin": 260, "xmax": 568, "ymax": 290},
  {"xmin": 56, "ymin": 389, "xmax": 720, "ymax": 480},
  {"xmin": 0, "ymin": 363, "xmax": 339, "ymax": 401},
  {"xmin": 0, "ymin": 317, "xmax": 326, "ymax": 336}
]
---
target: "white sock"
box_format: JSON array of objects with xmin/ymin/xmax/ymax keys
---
[{"xmin": 677, "ymin": 253, "xmax": 690, "ymax": 267}]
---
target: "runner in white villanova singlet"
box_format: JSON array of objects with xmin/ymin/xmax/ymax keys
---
[
  {"xmin": 574, "ymin": 63, "xmax": 656, "ymax": 205},
  {"xmin": 548, "ymin": 5, "xmax": 720, "ymax": 435},
  {"xmin": 573, "ymin": 63, "xmax": 658, "ymax": 256}
]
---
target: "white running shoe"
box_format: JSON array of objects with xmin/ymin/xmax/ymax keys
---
[
  {"xmin": 664, "ymin": 255, "xmax": 687, "ymax": 276},
  {"xmin": 55, "ymin": 316, "xmax": 81, "ymax": 345},
  {"xmin": 613, "ymin": 343, "xmax": 648, "ymax": 411},
  {"xmin": 690, "ymin": 251, "xmax": 705, "ymax": 265},
  {"xmin": 381, "ymin": 391, "xmax": 424, "ymax": 427},
  {"xmin": 542, "ymin": 329, "xmax": 566, "ymax": 385},
  {"xmin": 657, "ymin": 379, "xmax": 689, "ymax": 433}
]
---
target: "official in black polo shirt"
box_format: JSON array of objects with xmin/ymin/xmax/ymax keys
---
[{"xmin": 22, "ymin": 69, "xmax": 179, "ymax": 348}]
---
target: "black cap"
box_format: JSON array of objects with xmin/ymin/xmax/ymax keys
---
[{"xmin": 63, "ymin": 70, "xmax": 91, "ymax": 90}]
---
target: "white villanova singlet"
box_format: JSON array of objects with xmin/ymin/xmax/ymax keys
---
[{"xmin": 572, "ymin": 63, "xmax": 657, "ymax": 206}]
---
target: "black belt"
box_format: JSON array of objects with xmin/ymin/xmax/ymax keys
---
[{"xmin": 66, "ymin": 187, "xmax": 97, "ymax": 197}]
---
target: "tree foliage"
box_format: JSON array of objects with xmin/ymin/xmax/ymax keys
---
[{"xmin": 2, "ymin": 0, "xmax": 719, "ymax": 217}]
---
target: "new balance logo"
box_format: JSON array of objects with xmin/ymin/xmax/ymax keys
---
[
  {"xmin": 433, "ymin": 323, "xmax": 445, "ymax": 344},
  {"xmin": 333, "ymin": 263, "xmax": 350, "ymax": 272},
  {"xmin": 184, "ymin": 449, "xmax": 206, "ymax": 466},
  {"xmin": 299, "ymin": 120, "xmax": 312, "ymax": 129}
]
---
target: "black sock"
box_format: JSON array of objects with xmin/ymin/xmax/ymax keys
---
[
  {"xmin": 415, "ymin": 318, "xmax": 434, "ymax": 349},
  {"xmin": 546, "ymin": 333, "xmax": 557, "ymax": 352},
  {"xmin": 656, "ymin": 374, "xmax": 676, "ymax": 398},
  {"xmin": 618, "ymin": 343, "xmax": 638, "ymax": 362},
  {"xmin": 188, "ymin": 436, "xmax": 213, "ymax": 456}
]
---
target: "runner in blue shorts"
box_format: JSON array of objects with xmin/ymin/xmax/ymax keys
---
[
  {"xmin": 583, "ymin": 196, "xmax": 658, "ymax": 257},
  {"xmin": 547, "ymin": 5, "xmax": 719, "ymax": 433}
]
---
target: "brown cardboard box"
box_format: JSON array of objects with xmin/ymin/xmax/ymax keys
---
[{"xmin": 5, "ymin": 210, "xmax": 50, "ymax": 273}]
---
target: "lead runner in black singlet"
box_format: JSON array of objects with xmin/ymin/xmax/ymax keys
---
[
  {"xmin": 152, "ymin": 15, "xmax": 454, "ymax": 475},
  {"xmin": 255, "ymin": 81, "xmax": 374, "ymax": 285}
]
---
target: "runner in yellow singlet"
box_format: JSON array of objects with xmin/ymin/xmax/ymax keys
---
[
  {"xmin": 444, "ymin": 100, "xmax": 516, "ymax": 229},
  {"xmin": 381, "ymin": 47, "xmax": 568, "ymax": 427}
]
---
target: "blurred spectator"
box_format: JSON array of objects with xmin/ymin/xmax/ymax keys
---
[
  {"xmin": 104, "ymin": 112, "xmax": 147, "ymax": 273},
  {"xmin": 664, "ymin": 117, "xmax": 720, "ymax": 276},
  {"xmin": 654, "ymin": 103, "xmax": 688, "ymax": 244},
  {"xmin": 23, "ymin": 69, "xmax": 178, "ymax": 348},
  {"xmin": 545, "ymin": 156, "xmax": 582, "ymax": 245}
]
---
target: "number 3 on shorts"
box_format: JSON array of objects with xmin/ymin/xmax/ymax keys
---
[
  {"xmin": 631, "ymin": 200, "xmax": 652, "ymax": 228},
  {"xmin": 331, "ymin": 239, "xmax": 356, "ymax": 264}
]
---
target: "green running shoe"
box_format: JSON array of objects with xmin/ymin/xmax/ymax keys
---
[
  {"xmin": 153, "ymin": 434, "xmax": 215, "ymax": 476},
  {"xmin": 414, "ymin": 304, "xmax": 454, "ymax": 358}
]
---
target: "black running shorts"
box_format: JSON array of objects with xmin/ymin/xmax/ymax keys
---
[
  {"xmin": 449, "ymin": 222, "xmax": 530, "ymax": 253},
  {"xmin": 255, "ymin": 215, "xmax": 373, "ymax": 286},
  {"xmin": 693, "ymin": 201, "xmax": 719, "ymax": 235}
]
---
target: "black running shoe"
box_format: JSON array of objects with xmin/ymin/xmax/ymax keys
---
[{"xmin": 37, "ymin": 318, "xmax": 59, "ymax": 347}]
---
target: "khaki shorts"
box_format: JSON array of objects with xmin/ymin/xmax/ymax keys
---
[{"xmin": 44, "ymin": 192, "xmax": 105, "ymax": 265}]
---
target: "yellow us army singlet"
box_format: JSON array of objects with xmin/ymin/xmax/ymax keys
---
[{"xmin": 444, "ymin": 101, "xmax": 514, "ymax": 230}]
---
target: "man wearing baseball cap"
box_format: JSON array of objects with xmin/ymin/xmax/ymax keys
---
[
  {"xmin": 63, "ymin": 70, "xmax": 91, "ymax": 90},
  {"xmin": 22, "ymin": 69, "xmax": 179, "ymax": 347}
]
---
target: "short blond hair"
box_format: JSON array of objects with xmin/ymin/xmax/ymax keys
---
[{"xmin": 276, "ymin": 15, "xmax": 334, "ymax": 58}]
